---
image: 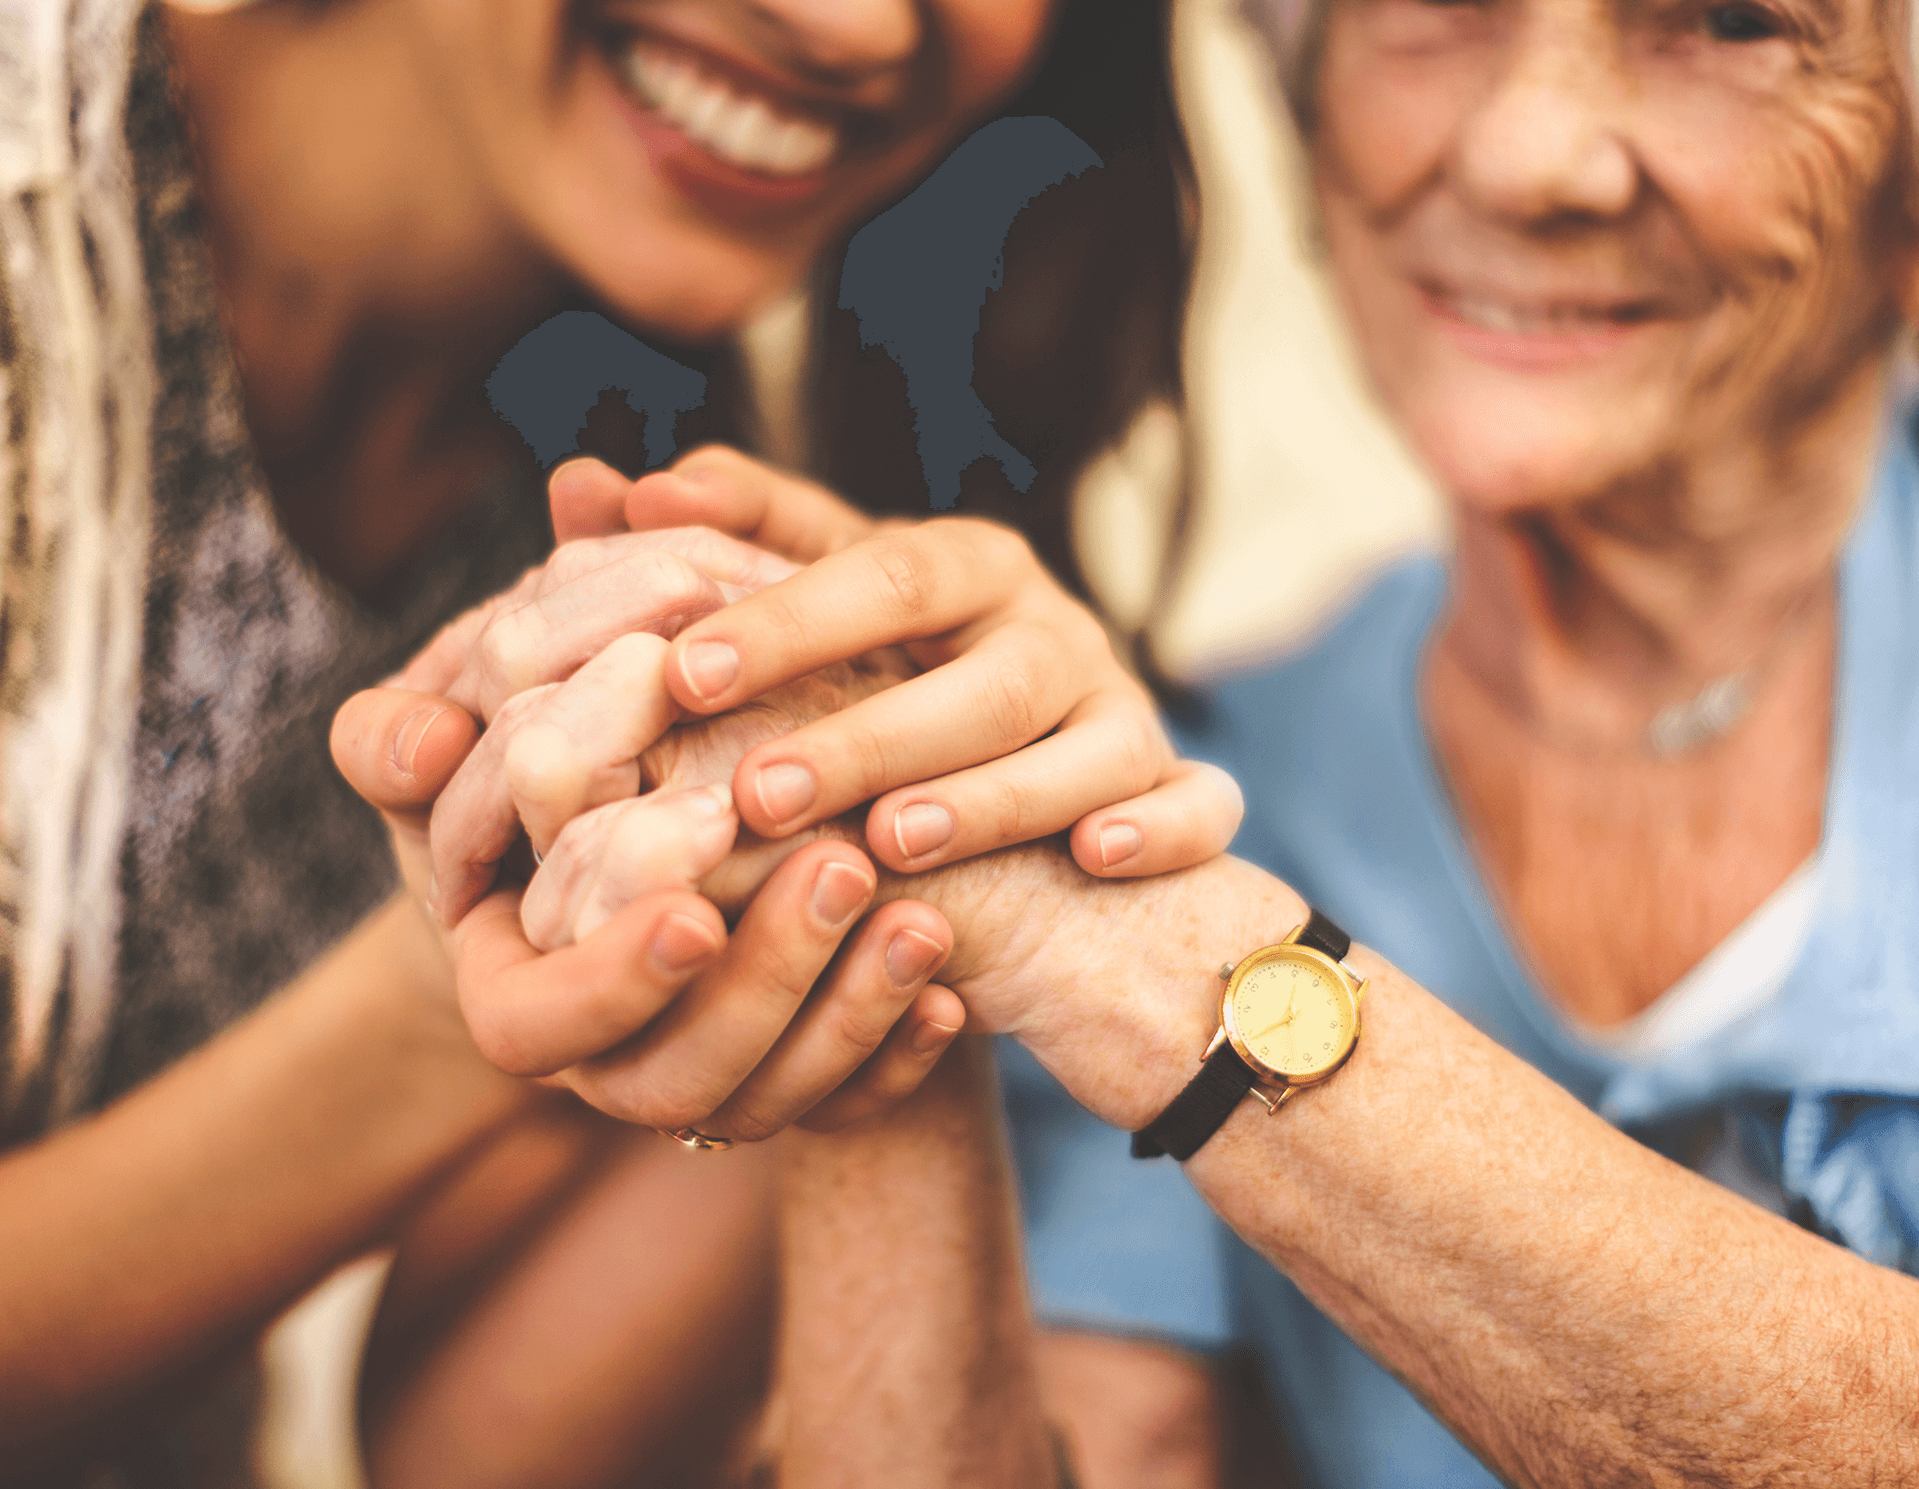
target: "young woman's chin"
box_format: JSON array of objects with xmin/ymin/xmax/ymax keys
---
[{"xmin": 577, "ymin": 224, "xmax": 805, "ymax": 341}]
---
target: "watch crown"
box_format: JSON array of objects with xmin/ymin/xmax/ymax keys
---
[{"xmin": 1218, "ymin": 962, "xmax": 1236, "ymax": 981}]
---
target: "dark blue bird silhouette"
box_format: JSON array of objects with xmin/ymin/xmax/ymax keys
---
[
  {"xmin": 838, "ymin": 116, "xmax": 1102, "ymax": 509},
  {"xmin": 485, "ymin": 310, "xmax": 707, "ymax": 469}
]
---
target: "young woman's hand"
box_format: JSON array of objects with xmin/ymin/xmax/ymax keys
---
[
  {"xmin": 332, "ymin": 685, "xmax": 965, "ymax": 1143},
  {"xmin": 548, "ymin": 449, "xmax": 1245, "ymax": 881}
]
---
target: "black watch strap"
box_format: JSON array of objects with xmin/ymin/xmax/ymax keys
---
[
  {"xmin": 1130, "ymin": 907, "xmax": 1351, "ymax": 1162},
  {"xmin": 1296, "ymin": 907, "xmax": 1351, "ymax": 962},
  {"xmin": 1130, "ymin": 1040, "xmax": 1256, "ymax": 1160}
]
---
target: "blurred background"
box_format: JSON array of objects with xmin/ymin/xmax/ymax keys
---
[{"xmin": 253, "ymin": 1, "xmax": 1441, "ymax": 1483}]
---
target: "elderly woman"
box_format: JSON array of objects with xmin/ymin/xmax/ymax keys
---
[
  {"xmin": 383, "ymin": 0, "xmax": 1919, "ymax": 1476},
  {"xmin": 975, "ymin": 0, "xmax": 1919, "ymax": 1468},
  {"xmin": 991, "ymin": 0, "xmax": 1919, "ymax": 1473}
]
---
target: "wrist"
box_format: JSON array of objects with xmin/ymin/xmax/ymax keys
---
[
  {"xmin": 1008, "ymin": 858, "xmax": 1311, "ymax": 1131},
  {"xmin": 332, "ymin": 895, "xmax": 536, "ymax": 1119}
]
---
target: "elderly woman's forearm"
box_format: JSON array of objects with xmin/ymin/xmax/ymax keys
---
[
  {"xmin": 776, "ymin": 1037, "xmax": 1060, "ymax": 1489},
  {"xmin": 1193, "ymin": 959, "xmax": 1919, "ymax": 1487},
  {"xmin": 953, "ymin": 858, "xmax": 1919, "ymax": 1487}
]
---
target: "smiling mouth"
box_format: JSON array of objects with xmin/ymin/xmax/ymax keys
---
[
  {"xmin": 614, "ymin": 41, "xmax": 843, "ymax": 179},
  {"xmin": 1426, "ymin": 286, "xmax": 1660, "ymax": 335}
]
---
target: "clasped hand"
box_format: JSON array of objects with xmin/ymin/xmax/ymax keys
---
[{"xmin": 333, "ymin": 447, "xmax": 1241, "ymax": 1139}]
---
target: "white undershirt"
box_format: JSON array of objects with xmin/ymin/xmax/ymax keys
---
[
  {"xmin": 1570, "ymin": 856, "xmax": 1823, "ymax": 1213},
  {"xmin": 1582, "ymin": 855, "xmax": 1823, "ymax": 1060}
]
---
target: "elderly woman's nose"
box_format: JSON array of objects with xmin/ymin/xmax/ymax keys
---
[
  {"xmin": 748, "ymin": 0, "xmax": 922, "ymax": 77},
  {"xmin": 1452, "ymin": 24, "xmax": 1636, "ymax": 224}
]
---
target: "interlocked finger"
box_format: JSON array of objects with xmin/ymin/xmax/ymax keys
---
[
  {"xmin": 502, "ymin": 631, "xmax": 682, "ymax": 855},
  {"xmin": 726, "ymin": 618, "xmax": 1098, "ymax": 841},
  {"xmin": 659, "ymin": 520, "xmax": 1036, "ymax": 715},
  {"xmin": 548, "ymin": 457, "xmax": 634, "ymax": 541},
  {"xmin": 703, "ymin": 898, "xmax": 955, "ymax": 1138},
  {"xmin": 624, "ymin": 446, "xmax": 880, "ymax": 561},
  {"xmin": 443, "ymin": 534, "xmax": 793, "ymax": 723},
  {"xmin": 1067, "ymin": 757, "xmax": 1246, "ymax": 879},
  {"xmin": 433, "ymin": 628, "xmax": 712, "ymax": 925},
  {"xmin": 429, "ymin": 684, "xmax": 558, "ymax": 922},
  {"xmin": 559, "ymin": 841, "xmax": 878, "ymax": 1133},
  {"xmin": 519, "ymin": 784, "xmax": 738, "ymax": 952},
  {"xmin": 452, "ymin": 887, "xmax": 727, "ymax": 1079},
  {"xmin": 797, "ymin": 984, "xmax": 968, "ymax": 1133}
]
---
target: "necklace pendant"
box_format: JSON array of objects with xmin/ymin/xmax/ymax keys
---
[{"xmin": 1646, "ymin": 670, "xmax": 1754, "ymax": 756}]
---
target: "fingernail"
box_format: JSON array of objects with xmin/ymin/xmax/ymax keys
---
[
  {"xmin": 680, "ymin": 640, "xmax": 740, "ymax": 703},
  {"xmin": 912, "ymin": 1018, "xmax": 963, "ymax": 1055},
  {"xmin": 893, "ymin": 801, "xmax": 955, "ymax": 860},
  {"xmin": 810, "ymin": 860, "xmax": 874, "ymax": 930},
  {"xmin": 650, "ymin": 912, "xmax": 722, "ymax": 975},
  {"xmin": 753, "ymin": 762, "xmax": 816, "ymax": 827},
  {"xmin": 885, "ymin": 929, "xmax": 947, "ymax": 989},
  {"xmin": 1098, "ymin": 822, "xmax": 1144, "ymax": 869},
  {"xmin": 392, "ymin": 705, "xmax": 453, "ymax": 777}
]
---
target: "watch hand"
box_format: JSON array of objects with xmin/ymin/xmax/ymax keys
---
[
  {"xmin": 1248, "ymin": 1012, "xmax": 1297, "ymax": 1042},
  {"xmin": 1247, "ymin": 984, "xmax": 1303, "ymax": 1044}
]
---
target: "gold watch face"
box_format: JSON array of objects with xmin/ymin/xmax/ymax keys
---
[{"xmin": 1222, "ymin": 945, "xmax": 1361, "ymax": 1083}]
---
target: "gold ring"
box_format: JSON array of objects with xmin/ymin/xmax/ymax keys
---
[{"xmin": 662, "ymin": 1126, "xmax": 736, "ymax": 1152}]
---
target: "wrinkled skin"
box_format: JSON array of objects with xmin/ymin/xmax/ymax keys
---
[
  {"xmin": 524, "ymin": 649, "xmax": 918, "ymax": 944},
  {"xmin": 1313, "ymin": 0, "xmax": 1918, "ymax": 515}
]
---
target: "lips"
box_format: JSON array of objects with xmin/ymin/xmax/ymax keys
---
[
  {"xmin": 1420, "ymin": 282, "xmax": 1663, "ymax": 369},
  {"xmin": 614, "ymin": 39, "xmax": 842, "ymax": 180},
  {"xmin": 1428, "ymin": 285, "xmax": 1658, "ymax": 334}
]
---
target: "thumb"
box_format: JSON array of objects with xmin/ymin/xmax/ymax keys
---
[
  {"xmin": 333, "ymin": 687, "xmax": 483, "ymax": 904},
  {"xmin": 331, "ymin": 683, "xmax": 479, "ymax": 871},
  {"xmin": 548, "ymin": 456, "xmax": 635, "ymax": 542},
  {"xmin": 332, "ymin": 687, "xmax": 481, "ymax": 816}
]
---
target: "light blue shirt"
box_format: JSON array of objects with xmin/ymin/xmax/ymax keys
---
[{"xmin": 1002, "ymin": 407, "xmax": 1919, "ymax": 1487}]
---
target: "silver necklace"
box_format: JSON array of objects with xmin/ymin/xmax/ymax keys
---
[
  {"xmin": 1442, "ymin": 586, "xmax": 1823, "ymax": 760},
  {"xmin": 1645, "ymin": 670, "xmax": 1756, "ymax": 756}
]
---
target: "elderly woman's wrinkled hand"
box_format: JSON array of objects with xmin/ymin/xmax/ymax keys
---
[
  {"xmin": 454, "ymin": 645, "xmax": 913, "ymax": 943},
  {"xmin": 332, "ymin": 522, "xmax": 961, "ymax": 1141}
]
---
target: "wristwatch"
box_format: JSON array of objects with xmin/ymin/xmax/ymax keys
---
[{"xmin": 1131, "ymin": 909, "xmax": 1366, "ymax": 1160}]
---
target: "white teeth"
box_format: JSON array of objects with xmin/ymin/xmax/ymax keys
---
[
  {"xmin": 1458, "ymin": 298, "xmax": 1529, "ymax": 333},
  {"xmin": 1450, "ymin": 295, "xmax": 1621, "ymax": 334},
  {"xmin": 621, "ymin": 45, "xmax": 841, "ymax": 178},
  {"xmin": 772, "ymin": 121, "xmax": 833, "ymax": 174}
]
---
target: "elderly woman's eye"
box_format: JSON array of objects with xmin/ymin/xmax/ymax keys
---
[{"xmin": 1702, "ymin": 2, "xmax": 1783, "ymax": 40}]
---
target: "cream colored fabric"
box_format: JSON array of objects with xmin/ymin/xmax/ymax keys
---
[{"xmin": 0, "ymin": 0, "xmax": 155, "ymax": 1132}]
